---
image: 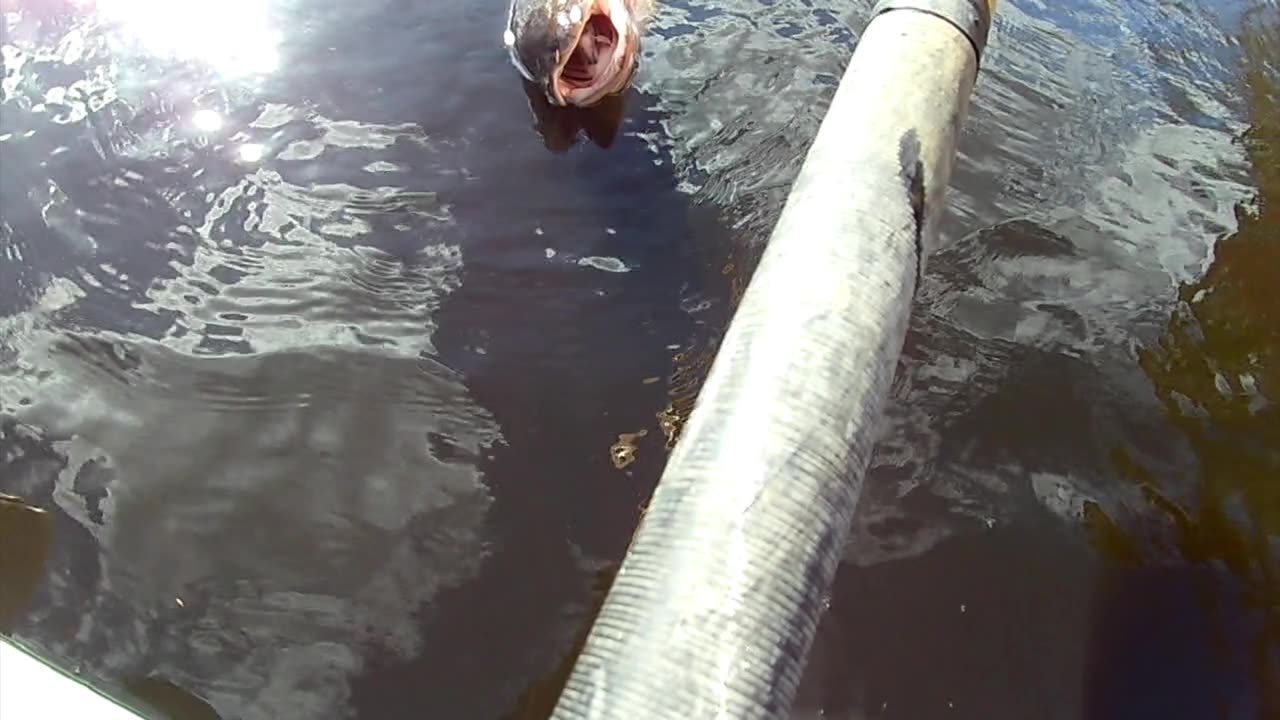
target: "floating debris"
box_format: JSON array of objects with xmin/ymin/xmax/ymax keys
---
[
  {"xmin": 610, "ymin": 429, "xmax": 647, "ymax": 470},
  {"xmin": 577, "ymin": 256, "xmax": 630, "ymax": 273}
]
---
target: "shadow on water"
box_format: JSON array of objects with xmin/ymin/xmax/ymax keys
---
[
  {"xmin": 1083, "ymin": 9, "xmax": 1280, "ymax": 718},
  {"xmin": 520, "ymin": 82, "xmax": 631, "ymax": 153}
]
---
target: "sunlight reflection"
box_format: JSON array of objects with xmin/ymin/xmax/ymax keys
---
[
  {"xmin": 237, "ymin": 143, "xmax": 265, "ymax": 162},
  {"xmin": 191, "ymin": 108, "xmax": 223, "ymax": 132},
  {"xmin": 86, "ymin": 0, "xmax": 282, "ymax": 76}
]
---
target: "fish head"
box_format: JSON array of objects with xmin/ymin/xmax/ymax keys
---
[{"xmin": 504, "ymin": 0, "xmax": 645, "ymax": 107}]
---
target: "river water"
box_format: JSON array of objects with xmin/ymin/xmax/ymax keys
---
[{"xmin": 0, "ymin": 0, "xmax": 1275, "ymax": 718}]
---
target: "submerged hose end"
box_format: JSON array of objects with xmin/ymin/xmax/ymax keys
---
[{"xmin": 872, "ymin": 0, "xmax": 993, "ymax": 66}]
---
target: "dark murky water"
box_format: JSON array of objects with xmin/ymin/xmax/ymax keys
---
[{"xmin": 1, "ymin": 0, "xmax": 1276, "ymax": 718}]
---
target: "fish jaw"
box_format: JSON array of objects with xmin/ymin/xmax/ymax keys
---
[{"xmin": 505, "ymin": 0, "xmax": 643, "ymax": 108}]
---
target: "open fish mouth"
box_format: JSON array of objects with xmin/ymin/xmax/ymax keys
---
[{"xmin": 551, "ymin": 0, "xmax": 636, "ymax": 106}]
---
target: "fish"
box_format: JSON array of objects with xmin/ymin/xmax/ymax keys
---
[
  {"xmin": 504, "ymin": 0, "xmax": 654, "ymax": 108},
  {"xmin": 520, "ymin": 75, "xmax": 629, "ymax": 151}
]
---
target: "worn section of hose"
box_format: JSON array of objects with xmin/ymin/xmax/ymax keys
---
[{"xmin": 550, "ymin": 3, "xmax": 991, "ymax": 719}]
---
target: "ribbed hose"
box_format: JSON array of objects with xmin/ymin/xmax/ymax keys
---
[{"xmin": 551, "ymin": 1, "xmax": 995, "ymax": 717}]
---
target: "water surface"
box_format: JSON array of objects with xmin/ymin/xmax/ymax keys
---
[{"xmin": 1, "ymin": 0, "xmax": 1276, "ymax": 718}]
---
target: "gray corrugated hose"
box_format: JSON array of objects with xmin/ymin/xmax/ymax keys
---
[{"xmin": 551, "ymin": 0, "xmax": 997, "ymax": 717}]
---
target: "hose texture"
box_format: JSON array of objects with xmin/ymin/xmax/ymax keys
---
[{"xmin": 551, "ymin": 3, "xmax": 991, "ymax": 718}]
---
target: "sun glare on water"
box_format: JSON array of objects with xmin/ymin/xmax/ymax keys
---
[{"xmin": 83, "ymin": 0, "xmax": 283, "ymax": 77}]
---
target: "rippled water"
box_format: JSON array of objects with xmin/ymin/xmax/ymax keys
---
[{"xmin": 1, "ymin": 0, "xmax": 1276, "ymax": 718}]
